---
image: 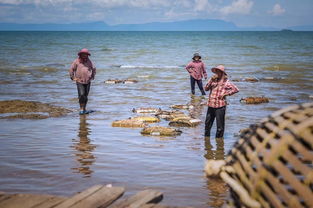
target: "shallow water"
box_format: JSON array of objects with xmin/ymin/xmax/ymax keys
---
[{"xmin": 0, "ymin": 31, "xmax": 312, "ymax": 207}]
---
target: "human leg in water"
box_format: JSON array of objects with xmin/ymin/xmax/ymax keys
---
[
  {"xmin": 190, "ymin": 76, "xmax": 196, "ymax": 95},
  {"xmin": 205, "ymin": 107, "xmax": 216, "ymax": 137},
  {"xmin": 77, "ymin": 83, "xmax": 91, "ymax": 114},
  {"xmin": 196, "ymin": 79, "xmax": 206, "ymax": 95},
  {"xmin": 215, "ymin": 106, "xmax": 226, "ymax": 138}
]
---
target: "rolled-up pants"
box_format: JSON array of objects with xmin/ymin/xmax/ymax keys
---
[
  {"xmin": 205, "ymin": 106, "xmax": 226, "ymax": 138},
  {"xmin": 76, "ymin": 82, "xmax": 91, "ymax": 104}
]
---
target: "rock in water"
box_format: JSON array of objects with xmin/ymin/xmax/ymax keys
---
[
  {"xmin": 240, "ymin": 97, "xmax": 269, "ymax": 104},
  {"xmin": 112, "ymin": 119, "xmax": 147, "ymax": 128},
  {"xmin": 0, "ymin": 100, "xmax": 71, "ymax": 119},
  {"xmin": 170, "ymin": 104, "xmax": 194, "ymax": 110},
  {"xmin": 132, "ymin": 107, "xmax": 161, "ymax": 114},
  {"xmin": 141, "ymin": 126, "xmax": 182, "ymax": 136},
  {"xmin": 131, "ymin": 116, "xmax": 160, "ymax": 123}
]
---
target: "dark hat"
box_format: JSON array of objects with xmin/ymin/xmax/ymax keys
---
[{"xmin": 192, "ymin": 53, "xmax": 201, "ymax": 60}]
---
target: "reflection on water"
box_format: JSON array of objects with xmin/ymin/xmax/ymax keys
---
[
  {"xmin": 205, "ymin": 137, "xmax": 228, "ymax": 207},
  {"xmin": 71, "ymin": 115, "xmax": 96, "ymax": 177}
]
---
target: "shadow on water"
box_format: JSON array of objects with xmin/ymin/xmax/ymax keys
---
[
  {"xmin": 71, "ymin": 115, "xmax": 96, "ymax": 177},
  {"xmin": 204, "ymin": 137, "xmax": 228, "ymax": 208}
]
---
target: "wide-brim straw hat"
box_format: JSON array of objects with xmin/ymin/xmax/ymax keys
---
[
  {"xmin": 211, "ymin": 65, "xmax": 227, "ymax": 75},
  {"xmin": 78, "ymin": 48, "xmax": 91, "ymax": 56},
  {"xmin": 192, "ymin": 53, "xmax": 201, "ymax": 60}
]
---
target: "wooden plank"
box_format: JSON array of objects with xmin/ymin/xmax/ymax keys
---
[
  {"xmin": 71, "ymin": 186, "xmax": 124, "ymax": 208},
  {"xmin": 0, "ymin": 194, "xmax": 12, "ymax": 203},
  {"xmin": 31, "ymin": 196, "xmax": 66, "ymax": 208},
  {"xmin": 53, "ymin": 185, "xmax": 103, "ymax": 208},
  {"xmin": 110, "ymin": 189, "xmax": 163, "ymax": 208},
  {"xmin": 141, "ymin": 205, "xmax": 193, "ymax": 208},
  {"xmin": 0, "ymin": 194, "xmax": 54, "ymax": 208}
]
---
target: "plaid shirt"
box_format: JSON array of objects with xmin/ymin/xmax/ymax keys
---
[
  {"xmin": 205, "ymin": 78, "xmax": 239, "ymax": 108},
  {"xmin": 185, "ymin": 60, "xmax": 207, "ymax": 80}
]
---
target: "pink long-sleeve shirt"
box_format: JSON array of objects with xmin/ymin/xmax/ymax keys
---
[
  {"xmin": 185, "ymin": 60, "xmax": 207, "ymax": 80},
  {"xmin": 205, "ymin": 78, "xmax": 239, "ymax": 108},
  {"xmin": 69, "ymin": 58, "xmax": 96, "ymax": 84}
]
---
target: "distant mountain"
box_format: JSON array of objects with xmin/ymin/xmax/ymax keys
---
[
  {"xmin": 0, "ymin": 19, "xmax": 237, "ymax": 31},
  {"xmin": 287, "ymin": 25, "xmax": 313, "ymax": 31},
  {"xmin": 0, "ymin": 19, "xmax": 312, "ymax": 31}
]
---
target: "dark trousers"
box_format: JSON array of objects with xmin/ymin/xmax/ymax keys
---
[
  {"xmin": 205, "ymin": 106, "xmax": 226, "ymax": 138},
  {"xmin": 190, "ymin": 76, "xmax": 205, "ymax": 95},
  {"xmin": 77, "ymin": 83, "xmax": 91, "ymax": 104}
]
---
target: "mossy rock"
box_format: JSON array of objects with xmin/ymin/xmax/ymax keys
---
[
  {"xmin": 112, "ymin": 119, "xmax": 147, "ymax": 128},
  {"xmin": 240, "ymin": 97, "xmax": 269, "ymax": 104},
  {"xmin": 132, "ymin": 107, "xmax": 161, "ymax": 114},
  {"xmin": 0, "ymin": 100, "xmax": 71, "ymax": 119},
  {"xmin": 156, "ymin": 110, "xmax": 187, "ymax": 121},
  {"xmin": 170, "ymin": 104, "xmax": 194, "ymax": 110},
  {"xmin": 131, "ymin": 116, "xmax": 160, "ymax": 123},
  {"xmin": 141, "ymin": 126, "xmax": 182, "ymax": 136},
  {"xmin": 169, "ymin": 118, "xmax": 201, "ymax": 127}
]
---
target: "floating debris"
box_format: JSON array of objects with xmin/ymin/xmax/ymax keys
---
[
  {"xmin": 170, "ymin": 104, "xmax": 194, "ymax": 110},
  {"xmin": 0, "ymin": 100, "xmax": 71, "ymax": 119},
  {"xmin": 169, "ymin": 118, "xmax": 201, "ymax": 127},
  {"xmin": 141, "ymin": 126, "xmax": 182, "ymax": 136},
  {"xmin": 132, "ymin": 107, "xmax": 161, "ymax": 114},
  {"xmin": 240, "ymin": 97, "xmax": 269, "ymax": 104},
  {"xmin": 131, "ymin": 116, "xmax": 160, "ymax": 123},
  {"xmin": 112, "ymin": 119, "xmax": 147, "ymax": 128}
]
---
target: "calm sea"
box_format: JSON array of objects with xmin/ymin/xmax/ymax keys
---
[{"xmin": 0, "ymin": 31, "xmax": 312, "ymax": 207}]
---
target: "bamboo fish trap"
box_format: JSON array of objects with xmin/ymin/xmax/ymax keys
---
[{"xmin": 206, "ymin": 103, "xmax": 313, "ymax": 208}]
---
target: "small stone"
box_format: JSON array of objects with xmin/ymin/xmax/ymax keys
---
[
  {"xmin": 240, "ymin": 97, "xmax": 269, "ymax": 104},
  {"xmin": 132, "ymin": 107, "xmax": 161, "ymax": 114}
]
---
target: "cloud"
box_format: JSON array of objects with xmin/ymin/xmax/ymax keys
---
[
  {"xmin": 194, "ymin": 0, "xmax": 213, "ymax": 12},
  {"xmin": 220, "ymin": 0, "xmax": 253, "ymax": 15},
  {"xmin": 269, "ymin": 4, "xmax": 285, "ymax": 16}
]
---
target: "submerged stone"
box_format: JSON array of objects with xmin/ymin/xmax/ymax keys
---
[
  {"xmin": 170, "ymin": 104, "xmax": 194, "ymax": 110},
  {"xmin": 169, "ymin": 117, "xmax": 201, "ymax": 127},
  {"xmin": 112, "ymin": 119, "xmax": 147, "ymax": 128},
  {"xmin": 131, "ymin": 116, "xmax": 160, "ymax": 123},
  {"xmin": 141, "ymin": 126, "xmax": 182, "ymax": 136},
  {"xmin": 240, "ymin": 97, "xmax": 269, "ymax": 104},
  {"xmin": 0, "ymin": 100, "xmax": 71, "ymax": 119},
  {"xmin": 132, "ymin": 107, "xmax": 161, "ymax": 114}
]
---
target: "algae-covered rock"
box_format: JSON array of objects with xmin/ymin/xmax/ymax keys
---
[
  {"xmin": 155, "ymin": 110, "xmax": 187, "ymax": 121},
  {"xmin": 123, "ymin": 79, "xmax": 138, "ymax": 84},
  {"xmin": 169, "ymin": 117, "xmax": 201, "ymax": 127},
  {"xmin": 141, "ymin": 126, "xmax": 182, "ymax": 136},
  {"xmin": 170, "ymin": 104, "xmax": 194, "ymax": 110},
  {"xmin": 240, "ymin": 97, "xmax": 269, "ymax": 104},
  {"xmin": 0, "ymin": 100, "xmax": 71, "ymax": 119},
  {"xmin": 243, "ymin": 77, "xmax": 259, "ymax": 82},
  {"xmin": 132, "ymin": 107, "xmax": 161, "ymax": 114},
  {"xmin": 131, "ymin": 116, "xmax": 160, "ymax": 123},
  {"xmin": 112, "ymin": 119, "xmax": 147, "ymax": 128}
]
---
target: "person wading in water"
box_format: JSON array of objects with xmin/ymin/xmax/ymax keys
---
[
  {"xmin": 204, "ymin": 65, "xmax": 239, "ymax": 138},
  {"xmin": 185, "ymin": 53, "xmax": 207, "ymax": 96},
  {"xmin": 69, "ymin": 48, "xmax": 96, "ymax": 115}
]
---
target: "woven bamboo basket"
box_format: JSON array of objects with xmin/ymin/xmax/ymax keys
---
[{"xmin": 221, "ymin": 103, "xmax": 313, "ymax": 208}]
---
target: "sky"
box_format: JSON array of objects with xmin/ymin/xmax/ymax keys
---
[{"xmin": 0, "ymin": 0, "xmax": 312, "ymax": 28}]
